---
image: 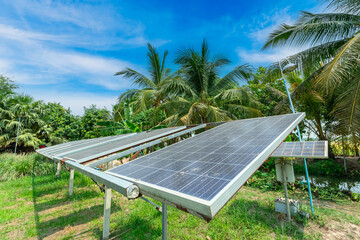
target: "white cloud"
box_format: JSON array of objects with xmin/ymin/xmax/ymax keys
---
[
  {"xmin": 25, "ymin": 89, "xmax": 118, "ymax": 116},
  {"xmin": 0, "ymin": 23, "xmax": 145, "ymax": 89},
  {"xmin": 237, "ymin": 7, "xmax": 305, "ymax": 65},
  {"xmin": 6, "ymin": 0, "xmax": 130, "ymax": 32},
  {"xmin": 0, "ymin": 59, "xmax": 11, "ymax": 72},
  {"xmin": 0, "ymin": 24, "xmax": 65, "ymax": 43},
  {"xmin": 40, "ymin": 50, "xmax": 136, "ymax": 90},
  {"xmin": 248, "ymin": 7, "xmax": 295, "ymax": 44},
  {"xmin": 237, "ymin": 47, "xmax": 304, "ymax": 64}
]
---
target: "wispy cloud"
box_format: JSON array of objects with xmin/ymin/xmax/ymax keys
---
[
  {"xmin": 0, "ymin": 24, "xmax": 66, "ymax": 43},
  {"xmin": 6, "ymin": 0, "xmax": 138, "ymax": 32},
  {"xmin": 0, "ymin": 22, "xmax": 147, "ymax": 89},
  {"xmin": 248, "ymin": 7, "xmax": 294, "ymax": 45},
  {"xmin": 237, "ymin": 7, "xmax": 300, "ymax": 64},
  {"xmin": 23, "ymin": 88, "xmax": 119, "ymax": 115},
  {"xmin": 236, "ymin": 47, "xmax": 304, "ymax": 64}
]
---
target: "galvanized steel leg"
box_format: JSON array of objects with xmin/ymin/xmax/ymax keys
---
[
  {"xmin": 56, "ymin": 162, "xmax": 61, "ymax": 177},
  {"xmin": 69, "ymin": 169, "xmax": 74, "ymax": 197},
  {"xmin": 162, "ymin": 202, "xmax": 167, "ymax": 240},
  {"xmin": 281, "ymin": 162, "xmax": 291, "ymax": 221},
  {"xmin": 103, "ymin": 187, "xmax": 112, "ymax": 240}
]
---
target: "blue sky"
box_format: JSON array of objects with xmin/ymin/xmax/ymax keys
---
[{"xmin": 0, "ymin": 0, "xmax": 324, "ymax": 115}]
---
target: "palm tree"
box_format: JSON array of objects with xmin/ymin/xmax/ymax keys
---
[
  {"xmin": 0, "ymin": 94, "xmax": 51, "ymax": 151},
  {"xmin": 158, "ymin": 39, "xmax": 262, "ymax": 125},
  {"xmin": 262, "ymin": 0, "xmax": 360, "ymax": 133},
  {"xmin": 273, "ymin": 70, "xmax": 331, "ymax": 140},
  {"xmin": 115, "ymin": 43, "xmax": 182, "ymax": 115}
]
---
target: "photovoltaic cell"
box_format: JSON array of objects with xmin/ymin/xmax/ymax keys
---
[
  {"xmin": 271, "ymin": 141, "xmax": 328, "ymax": 158},
  {"xmin": 108, "ymin": 113, "xmax": 305, "ymax": 220}
]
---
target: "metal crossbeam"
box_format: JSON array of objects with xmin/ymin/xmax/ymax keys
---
[{"xmin": 65, "ymin": 161, "xmax": 139, "ymax": 198}]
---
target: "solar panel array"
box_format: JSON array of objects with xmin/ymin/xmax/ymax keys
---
[
  {"xmin": 36, "ymin": 134, "xmax": 132, "ymax": 158},
  {"xmin": 37, "ymin": 127, "xmax": 186, "ymax": 162},
  {"xmin": 108, "ymin": 113, "xmax": 305, "ymax": 219},
  {"xmin": 271, "ymin": 141, "xmax": 328, "ymax": 158}
]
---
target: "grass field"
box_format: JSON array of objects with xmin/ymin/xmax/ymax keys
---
[{"xmin": 0, "ymin": 169, "xmax": 359, "ymax": 240}]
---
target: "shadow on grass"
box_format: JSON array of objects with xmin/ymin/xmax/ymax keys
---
[
  {"xmin": 31, "ymin": 170, "xmax": 159, "ymax": 239},
  {"xmin": 109, "ymin": 216, "xmax": 162, "ymax": 240},
  {"xmin": 35, "ymin": 190, "xmax": 101, "ymax": 212},
  {"xmin": 33, "ymin": 173, "xmax": 93, "ymax": 197},
  {"xmin": 31, "ymin": 170, "xmax": 110, "ymax": 239},
  {"xmin": 226, "ymin": 197, "xmax": 305, "ymax": 239}
]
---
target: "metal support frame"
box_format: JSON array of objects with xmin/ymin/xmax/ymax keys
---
[
  {"xmin": 162, "ymin": 202, "xmax": 167, "ymax": 240},
  {"xmin": 140, "ymin": 196, "xmax": 162, "ymax": 211},
  {"xmin": 65, "ymin": 161, "xmax": 139, "ymax": 198},
  {"xmin": 281, "ymin": 161, "xmax": 291, "ymax": 220},
  {"xmin": 87, "ymin": 124, "xmax": 207, "ymax": 168},
  {"xmin": 69, "ymin": 169, "xmax": 74, "ymax": 196},
  {"xmin": 103, "ymin": 187, "xmax": 112, "ymax": 240},
  {"xmin": 279, "ymin": 63, "xmax": 314, "ymax": 214}
]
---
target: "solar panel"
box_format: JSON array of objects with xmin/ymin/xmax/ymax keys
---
[
  {"xmin": 36, "ymin": 134, "xmax": 135, "ymax": 158},
  {"xmin": 56, "ymin": 127, "xmax": 186, "ymax": 163},
  {"xmin": 107, "ymin": 113, "xmax": 305, "ymax": 220},
  {"xmin": 271, "ymin": 141, "xmax": 328, "ymax": 158}
]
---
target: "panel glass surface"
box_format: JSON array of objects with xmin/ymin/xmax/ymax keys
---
[
  {"xmin": 108, "ymin": 114, "xmax": 303, "ymax": 201},
  {"xmin": 271, "ymin": 141, "xmax": 327, "ymax": 158},
  {"xmin": 37, "ymin": 135, "xmax": 119, "ymax": 157},
  {"xmin": 61, "ymin": 127, "xmax": 185, "ymax": 161}
]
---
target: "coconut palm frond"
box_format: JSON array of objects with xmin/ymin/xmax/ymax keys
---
[
  {"xmin": 226, "ymin": 104, "xmax": 264, "ymax": 118},
  {"xmin": 283, "ymin": 38, "xmax": 349, "ymax": 76},
  {"xmin": 263, "ymin": 13, "xmax": 358, "ymax": 50},
  {"xmin": 331, "ymin": 70, "xmax": 360, "ymax": 132},
  {"xmin": 160, "ymin": 77, "xmax": 197, "ymax": 98},
  {"xmin": 118, "ymin": 89, "xmax": 141, "ymax": 102},
  {"xmin": 317, "ymin": 32, "xmax": 360, "ymax": 94},
  {"xmin": 213, "ymin": 64, "xmax": 253, "ymax": 93},
  {"xmin": 324, "ymin": 0, "xmax": 360, "ymax": 15},
  {"xmin": 115, "ymin": 68, "xmax": 156, "ymax": 89},
  {"xmin": 214, "ymin": 88, "xmax": 251, "ymax": 103}
]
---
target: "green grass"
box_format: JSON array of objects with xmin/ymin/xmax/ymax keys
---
[{"xmin": 0, "ymin": 169, "xmax": 359, "ymax": 239}]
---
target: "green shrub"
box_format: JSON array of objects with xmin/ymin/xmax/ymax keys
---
[
  {"xmin": 0, "ymin": 153, "xmax": 53, "ymax": 181},
  {"xmin": 293, "ymin": 158, "xmax": 346, "ymax": 177}
]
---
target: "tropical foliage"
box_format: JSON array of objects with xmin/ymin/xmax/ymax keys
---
[
  {"xmin": 263, "ymin": 0, "xmax": 360, "ymax": 134},
  {"xmin": 116, "ymin": 43, "xmax": 179, "ymax": 118},
  {"xmin": 0, "ymin": 94, "xmax": 51, "ymax": 151},
  {"xmin": 118, "ymin": 40, "xmax": 262, "ymax": 126}
]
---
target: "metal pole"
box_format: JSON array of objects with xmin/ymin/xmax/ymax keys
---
[
  {"xmin": 103, "ymin": 187, "xmax": 112, "ymax": 240},
  {"xmin": 162, "ymin": 202, "xmax": 167, "ymax": 240},
  {"xmin": 279, "ymin": 63, "xmax": 314, "ymax": 214},
  {"xmin": 56, "ymin": 162, "xmax": 61, "ymax": 177},
  {"xmin": 69, "ymin": 169, "xmax": 75, "ymax": 196},
  {"xmin": 281, "ymin": 161, "xmax": 291, "ymax": 220},
  {"xmin": 14, "ymin": 116, "xmax": 21, "ymax": 154}
]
